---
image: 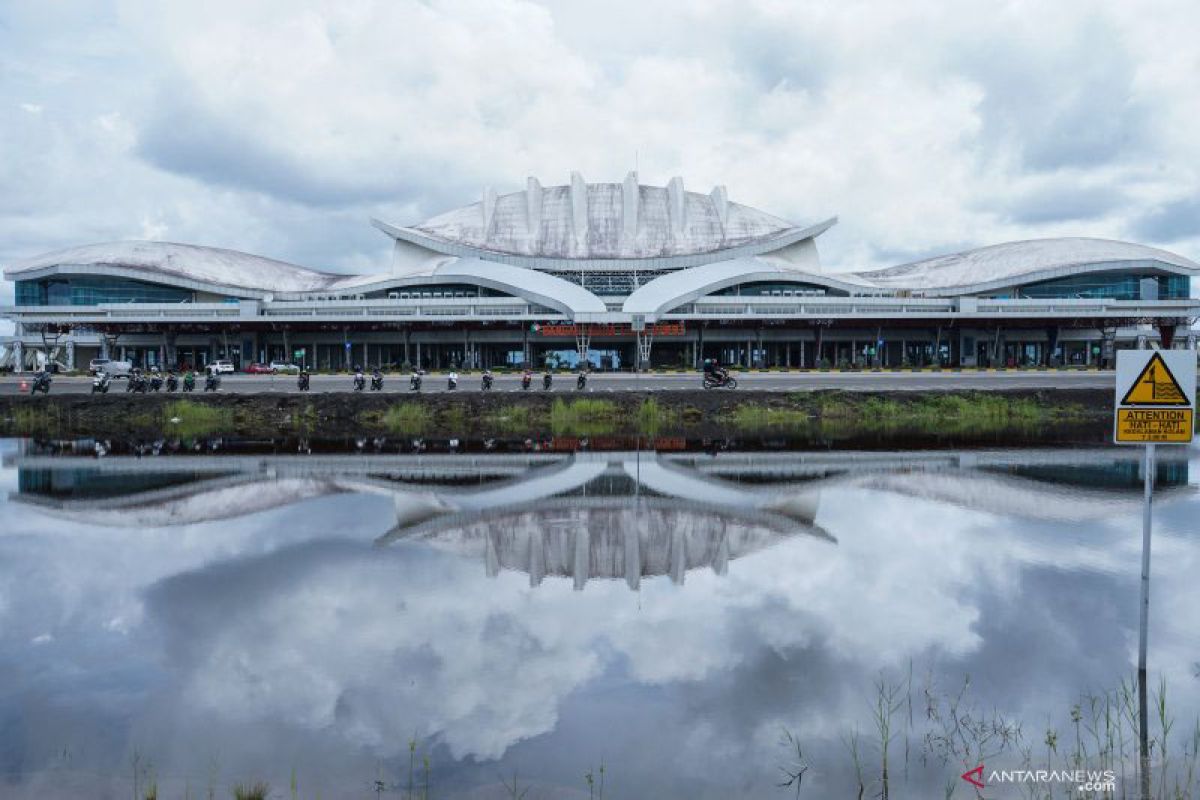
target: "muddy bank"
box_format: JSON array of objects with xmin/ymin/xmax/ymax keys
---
[{"xmin": 0, "ymin": 388, "xmax": 1115, "ymax": 447}]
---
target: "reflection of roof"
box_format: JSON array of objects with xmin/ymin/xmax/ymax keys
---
[
  {"xmin": 391, "ymin": 497, "xmax": 830, "ymax": 589},
  {"xmin": 857, "ymin": 238, "xmax": 1200, "ymax": 295}
]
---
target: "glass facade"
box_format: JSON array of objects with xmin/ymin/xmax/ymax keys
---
[
  {"xmin": 711, "ymin": 281, "xmax": 841, "ymax": 297},
  {"xmin": 366, "ymin": 283, "xmax": 510, "ymax": 300},
  {"xmin": 556, "ymin": 271, "xmax": 670, "ymax": 295},
  {"xmin": 15, "ymin": 277, "xmax": 194, "ymax": 306},
  {"xmin": 1014, "ymin": 273, "xmax": 1190, "ymax": 300}
]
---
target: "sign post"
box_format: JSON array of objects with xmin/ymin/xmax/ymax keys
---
[{"xmin": 1113, "ymin": 348, "xmax": 1196, "ymax": 800}]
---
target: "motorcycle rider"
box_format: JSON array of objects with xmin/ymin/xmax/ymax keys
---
[
  {"xmin": 576, "ymin": 368, "xmax": 588, "ymax": 391},
  {"xmin": 447, "ymin": 369, "xmax": 458, "ymax": 391},
  {"xmin": 165, "ymin": 370, "xmax": 179, "ymax": 392},
  {"xmin": 204, "ymin": 366, "xmax": 220, "ymax": 391},
  {"xmin": 149, "ymin": 367, "xmax": 163, "ymax": 392},
  {"xmin": 542, "ymin": 369, "xmax": 553, "ymax": 390},
  {"xmin": 353, "ymin": 364, "xmax": 366, "ymax": 391},
  {"xmin": 31, "ymin": 367, "xmax": 53, "ymax": 395},
  {"xmin": 183, "ymin": 370, "xmax": 196, "ymax": 392},
  {"xmin": 370, "ymin": 367, "xmax": 383, "ymax": 391},
  {"xmin": 521, "ymin": 369, "xmax": 532, "ymax": 391},
  {"xmin": 92, "ymin": 370, "xmax": 111, "ymax": 394},
  {"xmin": 409, "ymin": 369, "xmax": 422, "ymax": 391},
  {"xmin": 481, "ymin": 368, "xmax": 494, "ymax": 391},
  {"xmin": 297, "ymin": 368, "xmax": 311, "ymax": 391}
]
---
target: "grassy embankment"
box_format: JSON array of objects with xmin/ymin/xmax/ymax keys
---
[{"xmin": 725, "ymin": 391, "xmax": 1092, "ymax": 435}]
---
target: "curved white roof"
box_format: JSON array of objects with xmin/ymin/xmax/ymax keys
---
[
  {"xmin": 623, "ymin": 255, "xmax": 875, "ymax": 318},
  {"xmin": 377, "ymin": 172, "xmax": 830, "ymax": 268},
  {"xmin": 858, "ymin": 237, "xmax": 1200, "ymax": 295},
  {"xmin": 5, "ymin": 240, "xmax": 343, "ymax": 294}
]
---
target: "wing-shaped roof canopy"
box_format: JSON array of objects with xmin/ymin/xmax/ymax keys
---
[
  {"xmin": 857, "ymin": 237, "xmax": 1200, "ymax": 295},
  {"xmin": 5, "ymin": 240, "xmax": 342, "ymax": 295}
]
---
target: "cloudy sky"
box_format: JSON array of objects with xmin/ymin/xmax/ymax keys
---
[{"xmin": 2, "ymin": 0, "xmax": 1200, "ymax": 297}]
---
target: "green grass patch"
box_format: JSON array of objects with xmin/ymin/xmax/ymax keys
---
[
  {"xmin": 162, "ymin": 400, "xmax": 233, "ymax": 437},
  {"xmin": 3, "ymin": 404, "xmax": 65, "ymax": 434},
  {"xmin": 726, "ymin": 404, "xmax": 813, "ymax": 429},
  {"xmin": 549, "ymin": 398, "xmax": 621, "ymax": 435},
  {"xmin": 377, "ymin": 402, "xmax": 434, "ymax": 434},
  {"xmin": 482, "ymin": 403, "xmax": 541, "ymax": 432},
  {"xmin": 635, "ymin": 397, "xmax": 677, "ymax": 434}
]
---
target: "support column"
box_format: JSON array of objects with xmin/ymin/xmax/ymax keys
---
[
  {"xmin": 66, "ymin": 340, "xmax": 76, "ymax": 371},
  {"xmin": 12, "ymin": 341, "xmax": 23, "ymax": 373},
  {"xmin": 165, "ymin": 333, "xmax": 177, "ymax": 369},
  {"xmin": 1157, "ymin": 322, "xmax": 1177, "ymax": 349}
]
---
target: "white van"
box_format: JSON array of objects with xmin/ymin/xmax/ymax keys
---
[{"xmin": 89, "ymin": 358, "xmax": 134, "ymax": 377}]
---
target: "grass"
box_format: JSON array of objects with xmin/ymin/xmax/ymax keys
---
[
  {"xmin": 378, "ymin": 402, "xmax": 434, "ymax": 434},
  {"xmin": 232, "ymin": 781, "xmax": 269, "ymax": 800},
  {"xmin": 482, "ymin": 403, "xmax": 537, "ymax": 431},
  {"xmin": 3, "ymin": 404, "xmax": 64, "ymax": 434},
  {"xmin": 162, "ymin": 400, "xmax": 234, "ymax": 438},
  {"xmin": 724, "ymin": 391, "xmax": 1091, "ymax": 434},
  {"xmin": 549, "ymin": 398, "xmax": 621, "ymax": 435}
]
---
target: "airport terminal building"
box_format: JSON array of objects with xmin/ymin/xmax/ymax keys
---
[{"xmin": 3, "ymin": 172, "xmax": 1199, "ymax": 372}]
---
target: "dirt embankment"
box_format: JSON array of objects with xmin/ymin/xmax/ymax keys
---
[{"xmin": 0, "ymin": 388, "xmax": 1114, "ymax": 447}]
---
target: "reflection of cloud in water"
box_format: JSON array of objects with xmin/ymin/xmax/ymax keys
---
[{"xmin": 3, "ymin": 444, "xmax": 1199, "ymax": 796}]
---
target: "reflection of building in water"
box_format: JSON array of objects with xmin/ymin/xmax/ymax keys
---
[{"xmin": 7, "ymin": 443, "xmax": 1193, "ymax": 585}]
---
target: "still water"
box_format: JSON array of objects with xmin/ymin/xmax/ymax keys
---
[{"xmin": 2, "ymin": 437, "xmax": 1199, "ymax": 799}]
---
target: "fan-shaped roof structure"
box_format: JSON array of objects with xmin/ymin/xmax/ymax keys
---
[{"xmin": 376, "ymin": 172, "xmax": 836, "ymax": 270}]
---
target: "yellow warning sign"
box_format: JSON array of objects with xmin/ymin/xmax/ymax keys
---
[
  {"xmin": 1116, "ymin": 408, "xmax": 1194, "ymax": 442},
  {"xmin": 1120, "ymin": 352, "xmax": 1189, "ymax": 406}
]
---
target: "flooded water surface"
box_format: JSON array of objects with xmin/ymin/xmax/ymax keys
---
[{"xmin": 2, "ymin": 437, "xmax": 1199, "ymax": 798}]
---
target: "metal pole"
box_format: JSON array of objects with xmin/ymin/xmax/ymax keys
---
[{"xmin": 1138, "ymin": 441, "xmax": 1154, "ymax": 800}]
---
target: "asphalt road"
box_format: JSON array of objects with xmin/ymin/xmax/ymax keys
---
[{"xmin": 0, "ymin": 370, "xmax": 1118, "ymax": 395}]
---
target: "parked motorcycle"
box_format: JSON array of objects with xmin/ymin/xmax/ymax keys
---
[{"xmin": 91, "ymin": 372, "xmax": 111, "ymax": 394}]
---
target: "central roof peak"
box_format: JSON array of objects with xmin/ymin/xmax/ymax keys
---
[{"xmin": 388, "ymin": 172, "xmax": 819, "ymax": 264}]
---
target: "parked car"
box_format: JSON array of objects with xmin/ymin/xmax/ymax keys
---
[
  {"xmin": 88, "ymin": 358, "xmax": 134, "ymax": 378},
  {"xmin": 268, "ymin": 361, "xmax": 300, "ymax": 374},
  {"xmin": 244, "ymin": 362, "xmax": 273, "ymax": 374},
  {"xmin": 208, "ymin": 360, "xmax": 236, "ymax": 374}
]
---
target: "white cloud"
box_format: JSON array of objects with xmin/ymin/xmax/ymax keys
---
[{"xmin": 1, "ymin": 0, "xmax": 1198, "ymax": 276}]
